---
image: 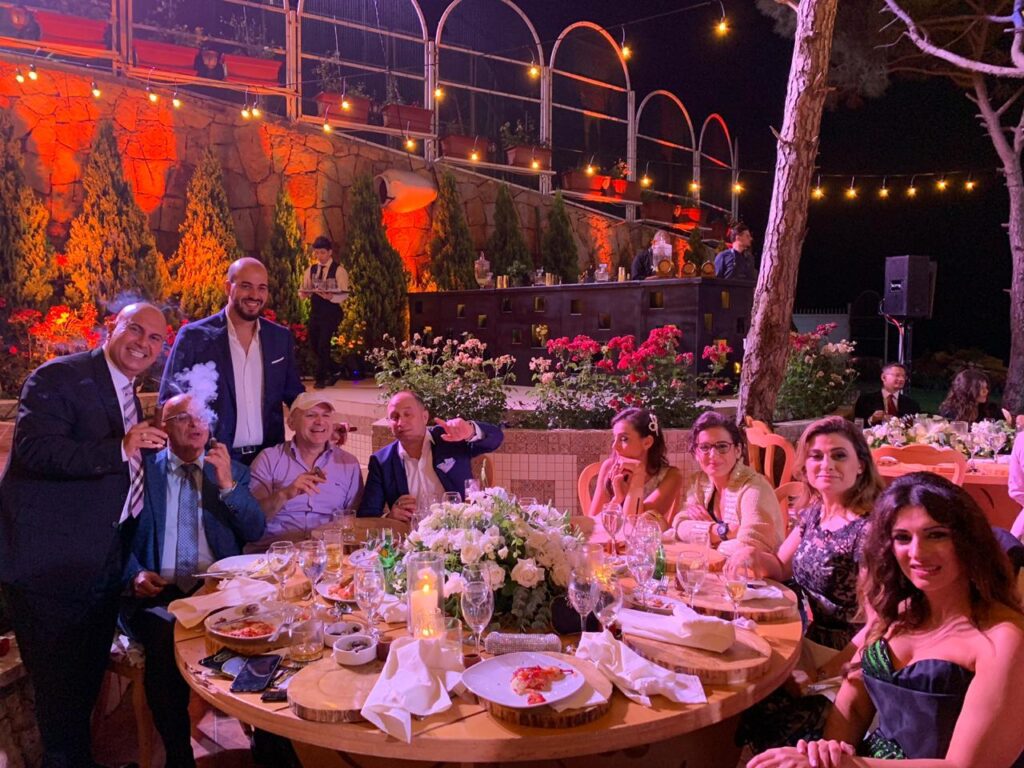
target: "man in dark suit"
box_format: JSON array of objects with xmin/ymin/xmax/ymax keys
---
[
  {"xmin": 0, "ymin": 302, "xmax": 169, "ymax": 767},
  {"xmin": 714, "ymin": 221, "xmax": 756, "ymax": 280},
  {"xmin": 123, "ymin": 393, "xmax": 265, "ymax": 768},
  {"xmin": 854, "ymin": 362, "xmax": 922, "ymax": 425},
  {"xmin": 160, "ymin": 257, "xmax": 304, "ymax": 465},
  {"xmin": 358, "ymin": 391, "xmax": 504, "ymax": 520}
]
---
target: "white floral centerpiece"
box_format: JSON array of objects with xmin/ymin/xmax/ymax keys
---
[
  {"xmin": 864, "ymin": 415, "xmax": 1015, "ymax": 459},
  {"xmin": 406, "ymin": 488, "xmax": 578, "ymax": 630}
]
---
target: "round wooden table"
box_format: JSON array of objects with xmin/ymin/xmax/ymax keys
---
[{"xmin": 174, "ymin": 596, "xmax": 801, "ymax": 768}]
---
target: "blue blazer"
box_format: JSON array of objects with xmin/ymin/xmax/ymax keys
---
[
  {"xmin": 159, "ymin": 310, "xmax": 304, "ymax": 450},
  {"xmin": 0, "ymin": 348, "xmax": 133, "ymax": 606},
  {"xmin": 124, "ymin": 449, "xmax": 266, "ymax": 582},
  {"xmin": 357, "ymin": 423, "xmax": 504, "ymax": 517}
]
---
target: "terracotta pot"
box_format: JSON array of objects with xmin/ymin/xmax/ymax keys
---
[
  {"xmin": 440, "ymin": 134, "xmax": 486, "ymax": 161},
  {"xmin": 316, "ymin": 92, "xmax": 372, "ymax": 123},
  {"xmin": 676, "ymin": 206, "xmax": 701, "ymax": 223},
  {"xmin": 222, "ymin": 53, "xmax": 282, "ymax": 87},
  {"xmin": 562, "ymin": 170, "xmax": 608, "ymax": 193},
  {"xmin": 381, "ymin": 103, "xmax": 433, "ymax": 134},
  {"xmin": 35, "ymin": 9, "xmax": 108, "ymax": 50},
  {"xmin": 506, "ymin": 145, "xmax": 552, "ymax": 169},
  {"xmin": 133, "ymin": 39, "xmax": 197, "ymax": 76}
]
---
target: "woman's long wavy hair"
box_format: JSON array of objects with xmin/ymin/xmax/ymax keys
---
[
  {"xmin": 793, "ymin": 416, "xmax": 884, "ymax": 514},
  {"xmin": 861, "ymin": 472, "xmax": 1021, "ymax": 642},
  {"xmin": 611, "ymin": 407, "xmax": 669, "ymax": 477},
  {"xmin": 939, "ymin": 369, "xmax": 990, "ymax": 424}
]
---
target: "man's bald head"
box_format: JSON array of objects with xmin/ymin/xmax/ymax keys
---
[
  {"xmin": 226, "ymin": 258, "xmax": 269, "ymax": 322},
  {"xmin": 106, "ymin": 303, "xmax": 166, "ymax": 379}
]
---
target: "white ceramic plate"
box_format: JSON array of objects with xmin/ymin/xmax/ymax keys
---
[
  {"xmin": 204, "ymin": 601, "xmax": 306, "ymax": 647},
  {"xmin": 316, "ymin": 579, "xmax": 357, "ymax": 604},
  {"xmin": 348, "ymin": 549, "xmax": 378, "ymax": 568},
  {"xmin": 461, "ymin": 652, "xmax": 585, "ymax": 709},
  {"xmin": 207, "ymin": 554, "xmax": 271, "ymax": 580}
]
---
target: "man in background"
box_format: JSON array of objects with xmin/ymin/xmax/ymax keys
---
[
  {"xmin": 714, "ymin": 221, "xmax": 756, "ymax": 280},
  {"xmin": 854, "ymin": 361, "xmax": 922, "ymax": 425},
  {"xmin": 630, "ymin": 230, "xmax": 672, "ymax": 280},
  {"xmin": 299, "ymin": 236, "xmax": 348, "ymax": 389}
]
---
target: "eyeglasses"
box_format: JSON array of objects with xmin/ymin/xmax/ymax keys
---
[{"xmin": 695, "ymin": 442, "xmax": 735, "ymax": 456}]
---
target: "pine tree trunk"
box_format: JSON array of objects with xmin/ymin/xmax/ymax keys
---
[
  {"xmin": 1000, "ymin": 161, "xmax": 1024, "ymax": 413},
  {"xmin": 738, "ymin": 0, "xmax": 840, "ymax": 421}
]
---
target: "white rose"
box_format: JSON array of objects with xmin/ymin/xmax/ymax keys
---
[
  {"xmin": 498, "ymin": 547, "xmax": 509, "ymax": 559},
  {"xmin": 483, "ymin": 561, "xmax": 507, "ymax": 590},
  {"xmin": 461, "ymin": 541, "xmax": 484, "ymax": 565},
  {"xmin": 511, "ymin": 558, "xmax": 545, "ymax": 589},
  {"xmin": 444, "ymin": 571, "xmax": 466, "ymax": 598}
]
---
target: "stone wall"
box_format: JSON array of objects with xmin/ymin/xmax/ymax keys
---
[
  {"xmin": 0, "ymin": 637, "xmax": 42, "ymax": 768},
  {"xmin": 0, "ymin": 55, "xmax": 685, "ymax": 287}
]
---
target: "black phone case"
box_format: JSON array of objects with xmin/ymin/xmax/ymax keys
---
[
  {"xmin": 230, "ymin": 654, "xmax": 282, "ymax": 693},
  {"xmin": 198, "ymin": 648, "xmax": 235, "ymax": 673}
]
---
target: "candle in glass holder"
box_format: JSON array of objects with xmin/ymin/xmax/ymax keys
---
[{"xmin": 407, "ymin": 552, "xmax": 445, "ymax": 638}]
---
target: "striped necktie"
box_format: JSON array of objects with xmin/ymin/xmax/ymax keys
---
[
  {"xmin": 175, "ymin": 463, "xmax": 201, "ymax": 593},
  {"xmin": 123, "ymin": 382, "xmax": 144, "ymax": 521}
]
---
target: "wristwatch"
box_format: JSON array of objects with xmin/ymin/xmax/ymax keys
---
[{"xmin": 715, "ymin": 521, "xmax": 729, "ymax": 541}]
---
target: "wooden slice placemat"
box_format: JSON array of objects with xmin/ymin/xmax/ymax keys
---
[
  {"xmin": 479, "ymin": 653, "xmax": 613, "ymax": 728},
  {"xmin": 664, "ymin": 542, "xmax": 726, "ymax": 574},
  {"xmin": 288, "ymin": 657, "xmax": 384, "ymax": 723},
  {"xmin": 623, "ymin": 628, "xmax": 772, "ymax": 685},
  {"xmin": 675, "ymin": 573, "xmax": 798, "ymax": 622}
]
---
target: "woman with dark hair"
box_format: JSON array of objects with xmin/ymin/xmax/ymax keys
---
[
  {"xmin": 678, "ymin": 410, "xmax": 784, "ymax": 568},
  {"xmin": 749, "ymin": 472, "xmax": 1024, "ymax": 768},
  {"xmin": 587, "ymin": 407, "xmax": 681, "ymax": 527},
  {"xmin": 938, "ymin": 369, "xmax": 1001, "ymax": 424}
]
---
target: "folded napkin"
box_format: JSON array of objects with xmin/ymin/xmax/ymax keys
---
[
  {"xmin": 168, "ymin": 577, "xmax": 276, "ymax": 628},
  {"xmin": 740, "ymin": 584, "xmax": 785, "ymax": 602},
  {"xmin": 575, "ymin": 630, "xmax": 706, "ymax": 707},
  {"xmin": 360, "ymin": 637, "xmax": 465, "ymax": 743},
  {"xmin": 379, "ymin": 596, "xmax": 408, "ymax": 624},
  {"xmin": 618, "ymin": 605, "xmax": 735, "ymax": 653},
  {"xmin": 549, "ymin": 667, "xmax": 609, "ymax": 713}
]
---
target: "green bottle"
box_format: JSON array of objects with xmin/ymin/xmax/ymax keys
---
[{"xmin": 653, "ymin": 542, "xmax": 666, "ymax": 581}]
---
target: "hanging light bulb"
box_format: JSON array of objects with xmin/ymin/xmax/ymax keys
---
[
  {"xmin": 716, "ymin": 17, "xmax": 729, "ymax": 36},
  {"xmin": 907, "ymin": 183, "xmax": 918, "ymax": 198},
  {"xmin": 241, "ymin": 103, "xmax": 251, "ymax": 119},
  {"xmin": 90, "ymin": 81, "xmax": 101, "ymax": 98},
  {"xmin": 528, "ymin": 63, "xmax": 540, "ymax": 79},
  {"xmin": 621, "ymin": 43, "xmax": 632, "ymax": 60},
  {"xmin": 585, "ymin": 164, "xmax": 596, "ymax": 176},
  {"xmin": 640, "ymin": 175, "xmax": 652, "ymax": 188},
  {"xmin": 878, "ymin": 178, "xmax": 889, "ymax": 199},
  {"xmin": 323, "ymin": 121, "xmax": 332, "ymax": 133},
  {"xmin": 936, "ymin": 177, "xmax": 948, "ymax": 191},
  {"xmin": 470, "ymin": 149, "xmax": 480, "ymax": 162},
  {"xmin": 531, "ymin": 157, "xmax": 540, "ymax": 170},
  {"xmin": 732, "ymin": 181, "xmax": 744, "ymax": 194},
  {"xmin": 845, "ymin": 180, "xmax": 858, "ymax": 199},
  {"xmin": 812, "ymin": 185, "xmax": 825, "ymax": 200},
  {"xmin": 689, "ymin": 180, "xmax": 701, "ymax": 193},
  {"xmin": 251, "ymin": 101, "xmax": 261, "ymax": 118},
  {"xmin": 405, "ymin": 137, "xmax": 416, "ymax": 151},
  {"xmin": 322, "ymin": 107, "xmax": 332, "ymax": 133},
  {"xmin": 146, "ymin": 86, "xmax": 158, "ymax": 103},
  {"xmin": 433, "ymin": 86, "xmax": 443, "ymax": 100},
  {"xmin": 14, "ymin": 68, "xmax": 25, "ymax": 84},
  {"xmin": 965, "ymin": 178, "xmax": 977, "ymax": 191},
  {"xmin": 171, "ymin": 92, "xmax": 182, "ymax": 109},
  {"xmin": 27, "ymin": 63, "xmax": 37, "ymax": 81},
  {"xmin": 341, "ymin": 95, "xmax": 350, "ymax": 110}
]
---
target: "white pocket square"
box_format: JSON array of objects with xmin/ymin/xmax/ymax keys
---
[
  {"xmin": 436, "ymin": 458, "xmax": 456, "ymax": 474},
  {"xmin": 271, "ymin": 356, "xmax": 284, "ymax": 364}
]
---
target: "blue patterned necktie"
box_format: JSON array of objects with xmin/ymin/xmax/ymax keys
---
[
  {"xmin": 175, "ymin": 463, "xmax": 201, "ymax": 593},
  {"xmin": 123, "ymin": 382, "xmax": 144, "ymax": 521}
]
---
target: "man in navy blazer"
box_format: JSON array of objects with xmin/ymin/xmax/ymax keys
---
[
  {"xmin": 0, "ymin": 303, "xmax": 170, "ymax": 767},
  {"xmin": 358, "ymin": 390, "xmax": 504, "ymax": 520},
  {"xmin": 160, "ymin": 257, "xmax": 304, "ymax": 465},
  {"xmin": 123, "ymin": 393, "xmax": 265, "ymax": 768}
]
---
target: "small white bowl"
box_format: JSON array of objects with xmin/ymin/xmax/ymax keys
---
[
  {"xmin": 323, "ymin": 620, "xmax": 364, "ymax": 645},
  {"xmin": 333, "ymin": 634, "xmax": 377, "ymax": 666}
]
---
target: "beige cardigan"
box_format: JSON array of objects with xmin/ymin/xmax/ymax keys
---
[{"xmin": 683, "ymin": 463, "xmax": 784, "ymax": 554}]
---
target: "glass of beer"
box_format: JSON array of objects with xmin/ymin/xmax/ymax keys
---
[
  {"xmin": 334, "ymin": 507, "xmax": 357, "ymax": 556},
  {"xmin": 319, "ymin": 526, "xmax": 344, "ymax": 575}
]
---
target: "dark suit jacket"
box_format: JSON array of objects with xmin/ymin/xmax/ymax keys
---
[
  {"xmin": 0, "ymin": 348, "xmax": 133, "ymax": 603},
  {"xmin": 124, "ymin": 449, "xmax": 265, "ymax": 583},
  {"xmin": 714, "ymin": 248, "xmax": 756, "ymax": 280},
  {"xmin": 159, "ymin": 310, "xmax": 304, "ymax": 450},
  {"xmin": 358, "ymin": 423, "xmax": 504, "ymax": 517},
  {"xmin": 854, "ymin": 390, "xmax": 922, "ymax": 421},
  {"xmin": 630, "ymin": 247, "xmax": 654, "ymax": 280}
]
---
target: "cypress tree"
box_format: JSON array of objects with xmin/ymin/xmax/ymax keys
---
[
  {"xmin": 63, "ymin": 121, "xmax": 168, "ymax": 308},
  {"xmin": 339, "ymin": 173, "xmax": 408, "ymax": 357},
  {"xmin": 261, "ymin": 187, "xmax": 306, "ymax": 324},
  {"xmin": 540, "ymin": 191, "xmax": 578, "ymax": 283},
  {"xmin": 486, "ymin": 183, "xmax": 532, "ymax": 280},
  {"xmin": 425, "ymin": 172, "xmax": 476, "ymax": 291},
  {"xmin": 170, "ymin": 148, "xmax": 240, "ymax": 319}
]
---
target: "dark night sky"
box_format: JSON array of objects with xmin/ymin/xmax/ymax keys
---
[{"xmin": 422, "ymin": 0, "xmax": 1010, "ymax": 363}]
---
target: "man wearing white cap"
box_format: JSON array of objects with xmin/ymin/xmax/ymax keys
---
[{"xmin": 249, "ymin": 392, "xmax": 363, "ymax": 539}]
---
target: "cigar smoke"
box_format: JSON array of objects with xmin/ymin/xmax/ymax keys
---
[{"xmin": 172, "ymin": 361, "xmax": 219, "ymax": 427}]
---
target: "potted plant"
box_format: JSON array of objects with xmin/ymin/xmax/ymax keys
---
[
  {"xmin": 561, "ymin": 160, "xmax": 609, "ymax": 194},
  {"xmin": 605, "ymin": 159, "xmax": 642, "ymax": 202},
  {"xmin": 500, "ymin": 118, "xmax": 552, "ymax": 169},
  {"xmin": 380, "ymin": 77, "xmax": 433, "ymax": 134},
  {"xmin": 773, "ymin": 324, "xmax": 859, "ymax": 423},
  {"xmin": 314, "ymin": 61, "xmax": 372, "ymax": 122},
  {"xmin": 440, "ymin": 121, "xmax": 487, "ymax": 161},
  {"xmin": 674, "ymin": 197, "xmax": 701, "ymax": 224},
  {"xmin": 640, "ymin": 190, "xmax": 675, "ymax": 222},
  {"xmin": 221, "ymin": 14, "xmax": 283, "ymax": 86}
]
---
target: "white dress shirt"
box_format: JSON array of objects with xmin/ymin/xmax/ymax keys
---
[
  {"xmin": 302, "ymin": 262, "xmax": 349, "ymax": 305},
  {"xmin": 160, "ymin": 451, "xmax": 215, "ymax": 581},
  {"xmin": 226, "ymin": 314, "xmax": 264, "ymax": 448},
  {"xmin": 397, "ymin": 432, "xmax": 445, "ymax": 503},
  {"xmin": 104, "ymin": 347, "xmax": 137, "ymax": 522}
]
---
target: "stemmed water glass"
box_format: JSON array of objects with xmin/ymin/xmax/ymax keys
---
[
  {"xmin": 460, "ymin": 581, "xmax": 494, "ymax": 654},
  {"xmin": 354, "ymin": 564, "xmax": 385, "ymax": 639},
  {"xmin": 725, "ymin": 557, "xmax": 754, "ymax": 622},
  {"xmin": 626, "ymin": 540, "xmax": 655, "ymax": 610},
  {"xmin": 297, "ymin": 539, "xmax": 327, "ymax": 601},
  {"xmin": 267, "ymin": 541, "xmax": 296, "ymax": 601},
  {"xmin": 594, "ymin": 575, "xmax": 623, "ymax": 631},
  {"xmin": 568, "ymin": 565, "xmax": 600, "ymax": 637},
  {"xmin": 679, "ymin": 550, "xmax": 708, "ymax": 609},
  {"xmin": 601, "ymin": 502, "xmax": 625, "ymax": 564}
]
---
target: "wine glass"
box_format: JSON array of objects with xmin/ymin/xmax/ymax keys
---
[
  {"xmin": 442, "ymin": 492, "xmax": 462, "ymax": 505},
  {"xmin": 354, "ymin": 565, "xmax": 385, "ymax": 640},
  {"xmin": 267, "ymin": 541, "xmax": 296, "ymax": 601},
  {"xmin": 626, "ymin": 541, "xmax": 655, "ymax": 610},
  {"xmin": 568, "ymin": 567, "xmax": 600, "ymax": 637},
  {"xmin": 679, "ymin": 550, "xmax": 707, "ymax": 609},
  {"xmin": 594, "ymin": 575, "xmax": 623, "ymax": 631},
  {"xmin": 725, "ymin": 557, "xmax": 754, "ymax": 622},
  {"xmin": 297, "ymin": 539, "xmax": 327, "ymax": 601},
  {"xmin": 600, "ymin": 502, "xmax": 624, "ymax": 564},
  {"xmin": 460, "ymin": 581, "xmax": 494, "ymax": 654}
]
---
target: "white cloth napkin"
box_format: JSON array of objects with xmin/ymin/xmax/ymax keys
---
[
  {"xmin": 741, "ymin": 584, "xmax": 785, "ymax": 602},
  {"xmin": 167, "ymin": 577, "xmax": 276, "ymax": 628},
  {"xmin": 618, "ymin": 605, "xmax": 735, "ymax": 653},
  {"xmin": 575, "ymin": 630, "xmax": 706, "ymax": 707},
  {"xmin": 379, "ymin": 596, "xmax": 408, "ymax": 624},
  {"xmin": 360, "ymin": 637, "xmax": 465, "ymax": 743}
]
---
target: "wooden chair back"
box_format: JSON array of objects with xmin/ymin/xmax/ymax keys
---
[
  {"xmin": 871, "ymin": 444, "xmax": 968, "ymax": 486},
  {"xmin": 743, "ymin": 415, "xmax": 773, "ymax": 434},
  {"xmin": 746, "ymin": 425, "xmax": 797, "ymax": 488},
  {"xmin": 569, "ymin": 515, "xmax": 597, "ymax": 538},
  {"xmin": 774, "ymin": 481, "xmax": 805, "ymax": 533},
  {"xmin": 577, "ymin": 462, "xmax": 602, "ymax": 516},
  {"xmin": 354, "ymin": 517, "xmax": 410, "ymax": 541}
]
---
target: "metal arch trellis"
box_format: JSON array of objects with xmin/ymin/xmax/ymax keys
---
[
  {"xmin": 434, "ymin": 0, "xmax": 546, "ymax": 178},
  {"xmin": 634, "ymin": 89, "xmax": 698, "ymax": 210},
  {"xmin": 548, "ymin": 21, "xmax": 633, "ymax": 207},
  {"xmin": 698, "ymin": 112, "xmax": 739, "ymax": 221}
]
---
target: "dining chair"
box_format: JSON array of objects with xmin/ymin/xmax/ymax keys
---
[
  {"xmin": 355, "ymin": 516, "xmax": 411, "ymax": 540},
  {"xmin": 871, "ymin": 444, "xmax": 968, "ymax": 486},
  {"xmin": 576, "ymin": 461, "xmax": 602, "ymax": 516},
  {"xmin": 774, "ymin": 481, "xmax": 805, "ymax": 534},
  {"xmin": 743, "ymin": 415, "xmax": 774, "ymax": 434},
  {"xmin": 746, "ymin": 425, "xmax": 797, "ymax": 488}
]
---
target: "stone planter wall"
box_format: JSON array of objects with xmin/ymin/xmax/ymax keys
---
[{"xmin": 0, "ymin": 636, "xmax": 43, "ymax": 768}]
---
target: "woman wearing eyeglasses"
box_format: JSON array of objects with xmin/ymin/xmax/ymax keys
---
[
  {"xmin": 587, "ymin": 407, "xmax": 682, "ymax": 528},
  {"xmin": 679, "ymin": 411, "xmax": 784, "ymax": 570}
]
